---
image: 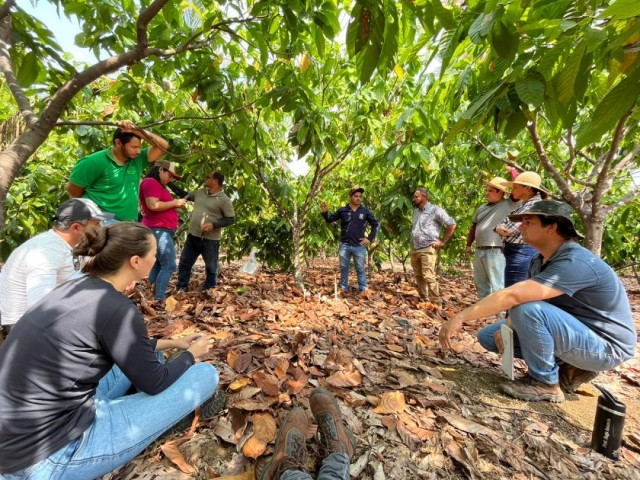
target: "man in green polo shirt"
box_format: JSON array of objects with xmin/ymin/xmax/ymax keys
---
[{"xmin": 66, "ymin": 120, "xmax": 169, "ymax": 221}]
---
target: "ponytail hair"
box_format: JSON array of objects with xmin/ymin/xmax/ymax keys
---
[{"xmin": 74, "ymin": 222, "xmax": 154, "ymax": 276}]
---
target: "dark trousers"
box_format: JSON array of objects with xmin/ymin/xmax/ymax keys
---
[
  {"xmin": 503, "ymin": 243, "xmax": 537, "ymax": 287},
  {"xmin": 177, "ymin": 234, "xmax": 221, "ymax": 290}
]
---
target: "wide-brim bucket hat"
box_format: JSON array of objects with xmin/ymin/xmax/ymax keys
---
[
  {"xmin": 482, "ymin": 176, "xmax": 510, "ymax": 193},
  {"xmin": 508, "ymin": 200, "xmax": 583, "ymax": 239},
  {"xmin": 502, "ymin": 171, "xmax": 548, "ymax": 193}
]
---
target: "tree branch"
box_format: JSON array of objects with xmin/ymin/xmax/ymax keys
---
[
  {"xmin": 0, "ymin": 0, "xmax": 15, "ymax": 21},
  {"xmin": 526, "ymin": 117, "xmax": 578, "ymax": 205},
  {"xmin": 607, "ymin": 184, "xmax": 639, "ymax": 215},
  {"xmin": 591, "ymin": 107, "xmax": 633, "ymax": 217},
  {"xmin": 464, "ymin": 132, "xmax": 528, "ymax": 173},
  {"xmin": 55, "ymin": 102, "xmax": 258, "ymax": 128},
  {"xmin": 610, "ymin": 144, "xmax": 640, "ymax": 178},
  {"xmin": 0, "ymin": 15, "xmax": 36, "ymax": 127}
]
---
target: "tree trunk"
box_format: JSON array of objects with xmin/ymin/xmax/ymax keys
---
[
  {"xmin": 292, "ymin": 221, "xmax": 305, "ymax": 291},
  {"xmin": 581, "ymin": 214, "xmax": 604, "ymax": 257},
  {"xmin": 0, "ymin": 129, "xmax": 49, "ymax": 231},
  {"xmin": 291, "ymin": 201, "xmax": 306, "ymax": 291}
]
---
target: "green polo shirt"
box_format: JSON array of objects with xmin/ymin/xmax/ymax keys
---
[
  {"xmin": 69, "ymin": 148, "xmax": 149, "ymax": 221},
  {"xmin": 188, "ymin": 189, "xmax": 235, "ymax": 240}
]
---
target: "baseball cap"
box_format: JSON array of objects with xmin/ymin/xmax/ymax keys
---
[
  {"xmin": 55, "ymin": 199, "xmax": 114, "ymax": 224},
  {"xmin": 349, "ymin": 186, "xmax": 364, "ymax": 196},
  {"xmin": 508, "ymin": 200, "xmax": 583, "ymax": 239},
  {"xmin": 156, "ymin": 160, "xmax": 182, "ymax": 179}
]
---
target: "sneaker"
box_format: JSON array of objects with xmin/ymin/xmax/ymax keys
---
[
  {"xmin": 559, "ymin": 364, "xmax": 599, "ymax": 393},
  {"xmin": 166, "ymin": 389, "xmax": 226, "ymax": 435},
  {"xmin": 309, "ymin": 387, "xmax": 356, "ymax": 459},
  {"xmin": 257, "ymin": 408, "xmax": 309, "ymax": 480},
  {"xmin": 501, "ymin": 376, "xmax": 565, "ymax": 403}
]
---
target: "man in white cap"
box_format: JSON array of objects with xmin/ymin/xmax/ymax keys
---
[
  {"xmin": 0, "ymin": 199, "xmax": 112, "ymax": 335},
  {"xmin": 440, "ymin": 201, "xmax": 636, "ymax": 403},
  {"xmin": 465, "ymin": 177, "xmax": 516, "ymax": 298}
]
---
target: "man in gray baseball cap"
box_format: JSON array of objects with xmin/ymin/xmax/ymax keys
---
[
  {"xmin": 439, "ymin": 200, "xmax": 635, "ymax": 403},
  {"xmin": 0, "ymin": 199, "xmax": 111, "ymax": 335}
]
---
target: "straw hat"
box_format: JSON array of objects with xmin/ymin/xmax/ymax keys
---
[
  {"xmin": 482, "ymin": 176, "xmax": 510, "ymax": 193},
  {"xmin": 502, "ymin": 171, "xmax": 548, "ymax": 193}
]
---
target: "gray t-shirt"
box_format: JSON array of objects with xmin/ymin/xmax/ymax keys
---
[
  {"xmin": 529, "ymin": 241, "xmax": 636, "ymax": 358},
  {"xmin": 411, "ymin": 203, "xmax": 456, "ymax": 250},
  {"xmin": 473, "ymin": 198, "xmax": 516, "ymax": 247}
]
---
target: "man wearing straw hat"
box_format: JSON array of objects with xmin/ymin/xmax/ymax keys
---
[
  {"xmin": 439, "ymin": 201, "xmax": 636, "ymax": 403},
  {"xmin": 465, "ymin": 177, "xmax": 516, "ymax": 299},
  {"xmin": 494, "ymin": 171, "xmax": 548, "ymax": 287}
]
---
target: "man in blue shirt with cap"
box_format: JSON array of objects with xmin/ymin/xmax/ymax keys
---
[{"xmin": 321, "ymin": 187, "xmax": 379, "ymax": 294}]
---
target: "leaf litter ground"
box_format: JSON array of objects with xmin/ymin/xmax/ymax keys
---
[{"xmin": 55, "ymin": 260, "xmax": 640, "ymax": 479}]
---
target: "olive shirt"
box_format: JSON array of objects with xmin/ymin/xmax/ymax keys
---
[
  {"xmin": 69, "ymin": 148, "xmax": 150, "ymax": 221},
  {"xmin": 187, "ymin": 189, "xmax": 235, "ymax": 241}
]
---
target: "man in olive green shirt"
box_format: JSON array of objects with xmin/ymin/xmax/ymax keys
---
[
  {"xmin": 66, "ymin": 120, "xmax": 169, "ymax": 221},
  {"xmin": 177, "ymin": 172, "xmax": 235, "ymax": 290}
]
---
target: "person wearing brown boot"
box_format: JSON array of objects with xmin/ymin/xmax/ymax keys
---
[
  {"xmin": 439, "ymin": 201, "xmax": 636, "ymax": 403},
  {"xmin": 258, "ymin": 388, "xmax": 356, "ymax": 480}
]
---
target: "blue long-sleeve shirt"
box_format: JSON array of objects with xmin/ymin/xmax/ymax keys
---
[{"xmin": 322, "ymin": 204, "xmax": 379, "ymax": 246}]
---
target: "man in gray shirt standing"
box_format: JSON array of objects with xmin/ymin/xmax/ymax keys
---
[
  {"xmin": 410, "ymin": 187, "xmax": 456, "ymax": 304},
  {"xmin": 465, "ymin": 177, "xmax": 517, "ymax": 299},
  {"xmin": 177, "ymin": 171, "xmax": 235, "ymax": 291}
]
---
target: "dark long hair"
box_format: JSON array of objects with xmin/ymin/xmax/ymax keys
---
[
  {"xmin": 145, "ymin": 165, "xmax": 163, "ymax": 183},
  {"xmin": 73, "ymin": 222, "xmax": 154, "ymax": 276}
]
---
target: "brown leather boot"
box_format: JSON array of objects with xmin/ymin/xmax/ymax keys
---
[
  {"xmin": 257, "ymin": 408, "xmax": 309, "ymax": 480},
  {"xmin": 310, "ymin": 388, "xmax": 356, "ymax": 459},
  {"xmin": 559, "ymin": 364, "xmax": 599, "ymax": 393},
  {"xmin": 501, "ymin": 376, "xmax": 565, "ymax": 403}
]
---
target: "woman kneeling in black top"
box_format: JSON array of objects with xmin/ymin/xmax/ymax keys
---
[{"xmin": 0, "ymin": 222, "xmax": 223, "ymax": 480}]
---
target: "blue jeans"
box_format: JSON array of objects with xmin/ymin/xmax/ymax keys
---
[
  {"xmin": 338, "ymin": 243, "xmax": 367, "ymax": 292},
  {"xmin": 149, "ymin": 228, "xmax": 177, "ymax": 300},
  {"xmin": 473, "ymin": 248, "xmax": 506, "ymax": 299},
  {"xmin": 0, "ymin": 361, "xmax": 219, "ymax": 480},
  {"xmin": 177, "ymin": 234, "xmax": 220, "ymax": 290},
  {"xmin": 503, "ymin": 243, "xmax": 537, "ymax": 287},
  {"xmin": 280, "ymin": 453, "xmax": 350, "ymax": 480},
  {"xmin": 477, "ymin": 302, "xmax": 627, "ymax": 385}
]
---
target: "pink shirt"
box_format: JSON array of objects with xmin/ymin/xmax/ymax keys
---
[{"xmin": 139, "ymin": 178, "xmax": 179, "ymax": 229}]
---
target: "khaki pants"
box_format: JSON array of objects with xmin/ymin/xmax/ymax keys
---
[{"xmin": 411, "ymin": 246, "xmax": 440, "ymax": 301}]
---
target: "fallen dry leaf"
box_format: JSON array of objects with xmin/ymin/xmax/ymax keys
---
[
  {"xmin": 160, "ymin": 440, "xmax": 195, "ymax": 474},
  {"xmin": 242, "ymin": 413, "xmax": 277, "ymax": 459},
  {"xmin": 165, "ymin": 296, "xmax": 178, "ymax": 312},
  {"xmin": 326, "ymin": 370, "xmax": 362, "ymax": 387},
  {"xmin": 252, "ymin": 372, "xmax": 280, "ymax": 396},
  {"xmin": 374, "ymin": 391, "xmax": 407, "ymax": 414}
]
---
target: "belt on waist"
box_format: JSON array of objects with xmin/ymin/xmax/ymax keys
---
[{"xmin": 477, "ymin": 246, "xmax": 502, "ymax": 250}]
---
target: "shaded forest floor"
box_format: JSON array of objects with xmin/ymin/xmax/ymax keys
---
[
  {"xmin": 99, "ymin": 259, "xmax": 640, "ymax": 480},
  {"xmin": 2, "ymin": 259, "xmax": 636, "ymax": 479}
]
